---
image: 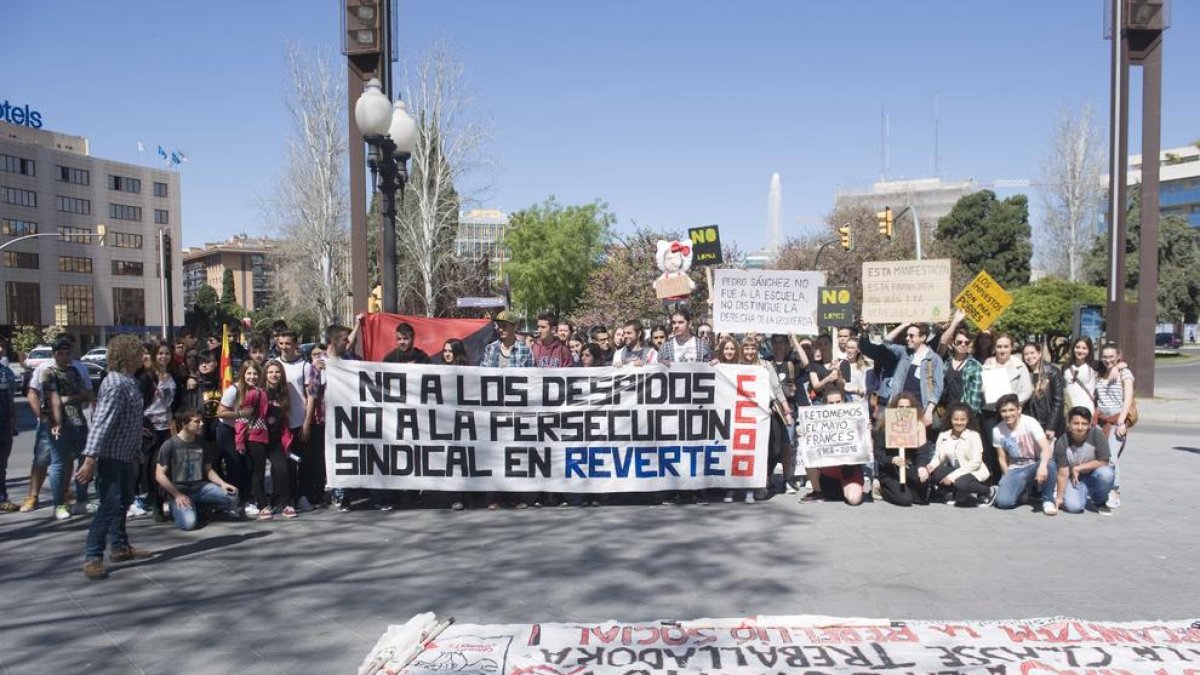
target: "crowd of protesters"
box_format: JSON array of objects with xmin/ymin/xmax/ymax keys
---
[{"xmin": 0, "ymin": 306, "xmax": 1136, "ymax": 579}]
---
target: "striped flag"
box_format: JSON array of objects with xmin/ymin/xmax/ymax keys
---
[{"xmin": 220, "ymin": 324, "xmax": 234, "ymax": 391}]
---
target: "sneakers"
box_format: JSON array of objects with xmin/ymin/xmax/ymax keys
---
[
  {"xmin": 83, "ymin": 559, "xmax": 107, "ymax": 580},
  {"xmin": 54, "ymin": 505, "xmax": 72, "ymax": 521},
  {"xmin": 450, "ymin": 501, "xmax": 464, "ymax": 511},
  {"xmin": 871, "ymin": 479, "xmax": 882, "ymax": 501},
  {"xmin": 692, "ymin": 493, "xmax": 707, "ymax": 506},
  {"xmin": 110, "ymin": 546, "xmax": 152, "ymax": 562},
  {"xmin": 243, "ymin": 503, "xmax": 261, "ymax": 517},
  {"xmin": 799, "ymin": 491, "xmax": 824, "ymax": 504},
  {"xmin": 1108, "ymin": 490, "xmax": 1122, "ymax": 509},
  {"xmin": 257, "ymin": 508, "xmax": 274, "ymax": 521},
  {"xmin": 1042, "ymin": 500, "xmax": 1059, "ymax": 516},
  {"xmin": 784, "ymin": 481, "xmax": 799, "ymax": 495},
  {"xmin": 0, "ymin": 500, "xmax": 18, "ymax": 512},
  {"xmin": 127, "ymin": 500, "xmax": 147, "ymax": 518},
  {"xmin": 744, "ymin": 491, "xmax": 755, "ymax": 504},
  {"xmin": 281, "ymin": 506, "xmax": 298, "ymax": 519},
  {"xmin": 982, "ymin": 486, "xmax": 999, "ymax": 507},
  {"xmin": 338, "ymin": 501, "xmax": 352, "ymax": 512},
  {"xmin": 19, "ymin": 496, "xmax": 38, "ymax": 512},
  {"xmin": 297, "ymin": 496, "xmax": 314, "ymax": 512},
  {"xmin": 85, "ymin": 500, "xmax": 98, "ymax": 514},
  {"xmin": 722, "ymin": 491, "xmax": 734, "ymax": 504},
  {"xmin": 1097, "ymin": 504, "xmax": 1114, "ymax": 516}
]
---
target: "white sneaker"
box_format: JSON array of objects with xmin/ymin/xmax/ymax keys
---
[
  {"xmin": 1042, "ymin": 500, "xmax": 1059, "ymax": 516},
  {"xmin": 784, "ymin": 481, "xmax": 798, "ymax": 494},
  {"xmin": 744, "ymin": 491, "xmax": 755, "ymax": 504},
  {"xmin": 55, "ymin": 505, "xmax": 72, "ymax": 521},
  {"xmin": 1108, "ymin": 490, "xmax": 1121, "ymax": 508},
  {"xmin": 871, "ymin": 478, "xmax": 882, "ymax": 500},
  {"xmin": 722, "ymin": 491, "xmax": 734, "ymax": 503},
  {"xmin": 127, "ymin": 501, "xmax": 147, "ymax": 517},
  {"xmin": 243, "ymin": 503, "xmax": 261, "ymax": 517},
  {"xmin": 297, "ymin": 496, "xmax": 314, "ymax": 512}
]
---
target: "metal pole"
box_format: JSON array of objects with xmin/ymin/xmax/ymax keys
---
[
  {"xmin": 379, "ymin": 139, "xmax": 399, "ymax": 314},
  {"xmin": 910, "ymin": 206, "xmax": 922, "ymax": 261},
  {"xmin": 812, "ymin": 239, "xmax": 838, "ymax": 270},
  {"xmin": 164, "ymin": 231, "xmax": 175, "ymax": 343},
  {"xmin": 348, "ymin": 62, "xmax": 370, "ymax": 314},
  {"xmin": 1133, "ymin": 34, "xmax": 1163, "ymax": 398},
  {"xmin": 1106, "ymin": 0, "xmax": 1127, "ymax": 344},
  {"xmin": 158, "ymin": 228, "xmax": 168, "ymax": 341}
]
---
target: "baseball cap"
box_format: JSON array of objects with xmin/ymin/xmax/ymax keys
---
[
  {"xmin": 52, "ymin": 337, "xmax": 73, "ymax": 352},
  {"xmin": 494, "ymin": 310, "xmax": 515, "ymax": 325}
]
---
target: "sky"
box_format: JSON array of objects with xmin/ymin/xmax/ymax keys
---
[{"xmin": 4, "ymin": 1, "xmax": 1198, "ymax": 250}]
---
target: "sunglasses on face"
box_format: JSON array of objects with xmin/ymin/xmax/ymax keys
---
[{"xmin": 954, "ymin": 339, "xmax": 970, "ymax": 346}]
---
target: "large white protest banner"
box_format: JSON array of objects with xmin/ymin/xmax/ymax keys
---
[
  {"xmin": 324, "ymin": 360, "xmax": 771, "ymax": 493},
  {"xmin": 795, "ymin": 401, "xmax": 872, "ymax": 470},
  {"xmin": 712, "ymin": 269, "xmax": 825, "ymax": 335},
  {"xmin": 862, "ymin": 258, "xmax": 953, "ymax": 324},
  {"xmin": 361, "ymin": 614, "xmax": 1200, "ymax": 675}
]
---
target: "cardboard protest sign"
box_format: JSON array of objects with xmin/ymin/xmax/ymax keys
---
[
  {"xmin": 861, "ymin": 258, "xmax": 952, "ymax": 324},
  {"xmin": 325, "ymin": 361, "xmax": 771, "ymax": 493},
  {"xmin": 654, "ymin": 239, "xmax": 696, "ymax": 299},
  {"xmin": 364, "ymin": 614, "xmax": 1200, "ymax": 675},
  {"xmin": 794, "ymin": 401, "xmax": 872, "ymax": 470},
  {"xmin": 687, "ymin": 225, "xmax": 723, "ymax": 265},
  {"xmin": 817, "ymin": 286, "xmax": 854, "ymax": 329},
  {"xmin": 953, "ymin": 269, "xmax": 1013, "ymax": 331},
  {"xmin": 981, "ymin": 366, "xmax": 1014, "ymax": 405},
  {"xmin": 884, "ymin": 407, "xmax": 921, "ymax": 448},
  {"xmin": 712, "ymin": 269, "xmax": 825, "ymax": 335}
]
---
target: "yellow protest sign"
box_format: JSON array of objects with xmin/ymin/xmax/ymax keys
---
[{"xmin": 953, "ymin": 270, "xmax": 1013, "ymax": 331}]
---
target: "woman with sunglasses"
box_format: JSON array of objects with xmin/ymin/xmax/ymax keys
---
[{"xmin": 941, "ymin": 327, "xmax": 983, "ymax": 426}]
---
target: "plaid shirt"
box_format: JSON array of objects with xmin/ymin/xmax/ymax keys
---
[
  {"xmin": 479, "ymin": 340, "xmax": 532, "ymax": 367},
  {"xmin": 82, "ymin": 371, "xmax": 145, "ymax": 463}
]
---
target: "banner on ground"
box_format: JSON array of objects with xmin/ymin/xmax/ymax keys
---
[
  {"xmin": 953, "ymin": 269, "xmax": 1013, "ymax": 331},
  {"xmin": 324, "ymin": 360, "xmax": 771, "ymax": 493},
  {"xmin": 362, "ymin": 614, "xmax": 1200, "ymax": 675},
  {"xmin": 795, "ymin": 401, "xmax": 872, "ymax": 470},
  {"xmin": 712, "ymin": 269, "xmax": 825, "ymax": 335},
  {"xmin": 862, "ymin": 258, "xmax": 952, "ymax": 324}
]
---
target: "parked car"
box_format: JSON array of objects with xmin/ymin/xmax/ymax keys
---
[
  {"xmin": 1155, "ymin": 332, "xmax": 1182, "ymax": 349},
  {"xmin": 81, "ymin": 347, "xmax": 108, "ymax": 364},
  {"xmin": 20, "ymin": 345, "xmax": 53, "ymax": 392},
  {"xmin": 80, "ymin": 360, "xmax": 107, "ymax": 390}
]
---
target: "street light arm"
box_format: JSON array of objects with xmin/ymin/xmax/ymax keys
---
[{"xmin": 0, "ymin": 230, "xmax": 107, "ymax": 251}]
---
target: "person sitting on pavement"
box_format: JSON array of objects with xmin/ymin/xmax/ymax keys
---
[
  {"xmin": 155, "ymin": 408, "xmax": 241, "ymax": 530},
  {"xmin": 992, "ymin": 393, "xmax": 1058, "ymax": 515},
  {"xmin": 873, "ymin": 392, "xmax": 932, "ymax": 506},
  {"xmin": 1054, "ymin": 407, "xmax": 1116, "ymax": 515},
  {"xmin": 925, "ymin": 403, "xmax": 994, "ymax": 506},
  {"xmin": 799, "ymin": 387, "xmax": 864, "ymax": 506}
]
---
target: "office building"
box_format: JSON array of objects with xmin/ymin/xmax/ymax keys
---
[
  {"xmin": 1, "ymin": 122, "xmax": 183, "ymax": 349},
  {"xmin": 455, "ymin": 208, "xmax": 508, "ymax": 279},
  {"xmin": 834, "ymin": 177, "xmax": 980, "ymax": 233},
  {"xmin": 181, "ymin": 234, "xmax": 279, "ymax": 312},
  {"xmin": 1124, "ymin": 144, "xmax": 1200, "ymax": 229}
]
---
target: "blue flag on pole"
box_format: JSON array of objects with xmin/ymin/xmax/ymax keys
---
[{"xmin": 157, "ymin": 145, "xmax": 167, "ymax": 159}]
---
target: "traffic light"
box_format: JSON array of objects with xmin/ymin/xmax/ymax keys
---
[
  {"xmin": 838, "ymin": 224, "xmax": 852, "ymax": 251},
  {"xmin": 876, "ymin": 206, "xmax": 894, "ymax": 239}
]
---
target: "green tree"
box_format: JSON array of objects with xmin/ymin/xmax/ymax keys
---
[
  {"xmin": 1083, "ymin": 185, "xmax": 1200, "ymax": 323},
  {"xmin": 992, "ymin": 278, "xmax": 1106, "ymax": 344},
  {"xmin": 934, "ymin": 190, "xmax": 1032, "ymax": 289},
  {"xmin": 11, "ymin": 325, "xmax": 40, "ymax": 355},
  {"xmin": 219, "ymin": 269, "xmax": 245, "ymax": 326},
  {"xmin": 185, "ymin": 284, "xmax": 221, "ymax": 337},
  {"xmin": 506, "ymin": 198, "xmax": 613, "ymax": 319}
]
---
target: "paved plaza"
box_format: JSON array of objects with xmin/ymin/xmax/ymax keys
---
[{"xmin": 1, "ymin": 360, "xmax": 1198, "ymax": 674}]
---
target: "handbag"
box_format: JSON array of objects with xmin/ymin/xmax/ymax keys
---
[{"xmin": 1124, "ymin": 397, "xmax": 1139, "ymax": 430}]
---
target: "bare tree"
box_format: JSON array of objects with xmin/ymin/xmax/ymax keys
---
[
  {"xmin": 266, "ymin": 45, "xmax": 350, "ymax": 329},
  {"xmin": 395, "ymin": 41, "xmax": 493, "ymax": 316},
  {"xmin": 1037, "ymin": 105, "xmax": 1105, "ymax": 281}
]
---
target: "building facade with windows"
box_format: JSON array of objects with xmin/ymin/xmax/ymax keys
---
[
  {"xmin": 455, "ymin": 208, "xmax": 508, "ymax": 280},
  {"xmin": 1122, "ymin": 144, "xmax": 1200, "ymax": 229},
  {"xmin": 181, "ymin": 235, "xmax": 279, "ymax": 312},
  {"xmin": 1, "ymin": 123, "xmax": 183, "ymax": 349}
]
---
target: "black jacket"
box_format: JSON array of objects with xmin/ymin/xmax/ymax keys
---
[{"xmin": 1024, "ymin": 364, "xmax": 1065, "ymax": 436}]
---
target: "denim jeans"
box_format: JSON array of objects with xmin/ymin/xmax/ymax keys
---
[
  {"xmin": 1062, "ymin": 465, "xmax": 1116, "ymax": 513},
  {"xmin": 85, "ymin": 458, "xmax": 135, "ymax": 561},
  {"xmin": 994, "ymin": 459, "xmax": 1058, "ymax": 509},
  {"xmin": 48, "ymin": 426, "xmax": 88, "ymax": 507},
  {"xmin": 171, "ymin": 482, "xmax": 240, "ymax": 530},
  {"xmin": 0, "ymin": 428, "xmax": 12, "ymax": 503}
]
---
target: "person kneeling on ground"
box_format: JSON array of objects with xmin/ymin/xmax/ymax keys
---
[
  {"xmin": 1054, "ymin": 407, "xmax": 1116, "ymax": 516},
  {"xmin": 799, "ymin": 387, "xmax": 864, "ymax": 506},
  {"xmin": 992, "ymin": 394, "xmax": 1058, "ymax": 515},
  {"xmin": 925, "ymin": 403, "xmax": 994, "ymax": 506},
  {"xmin": 155, "ymin": 409, "xmax": 240, "ymax": 531},
  {"xmin": 874, "ymin": 393, "xmax": 932, "ymax": 506}
]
